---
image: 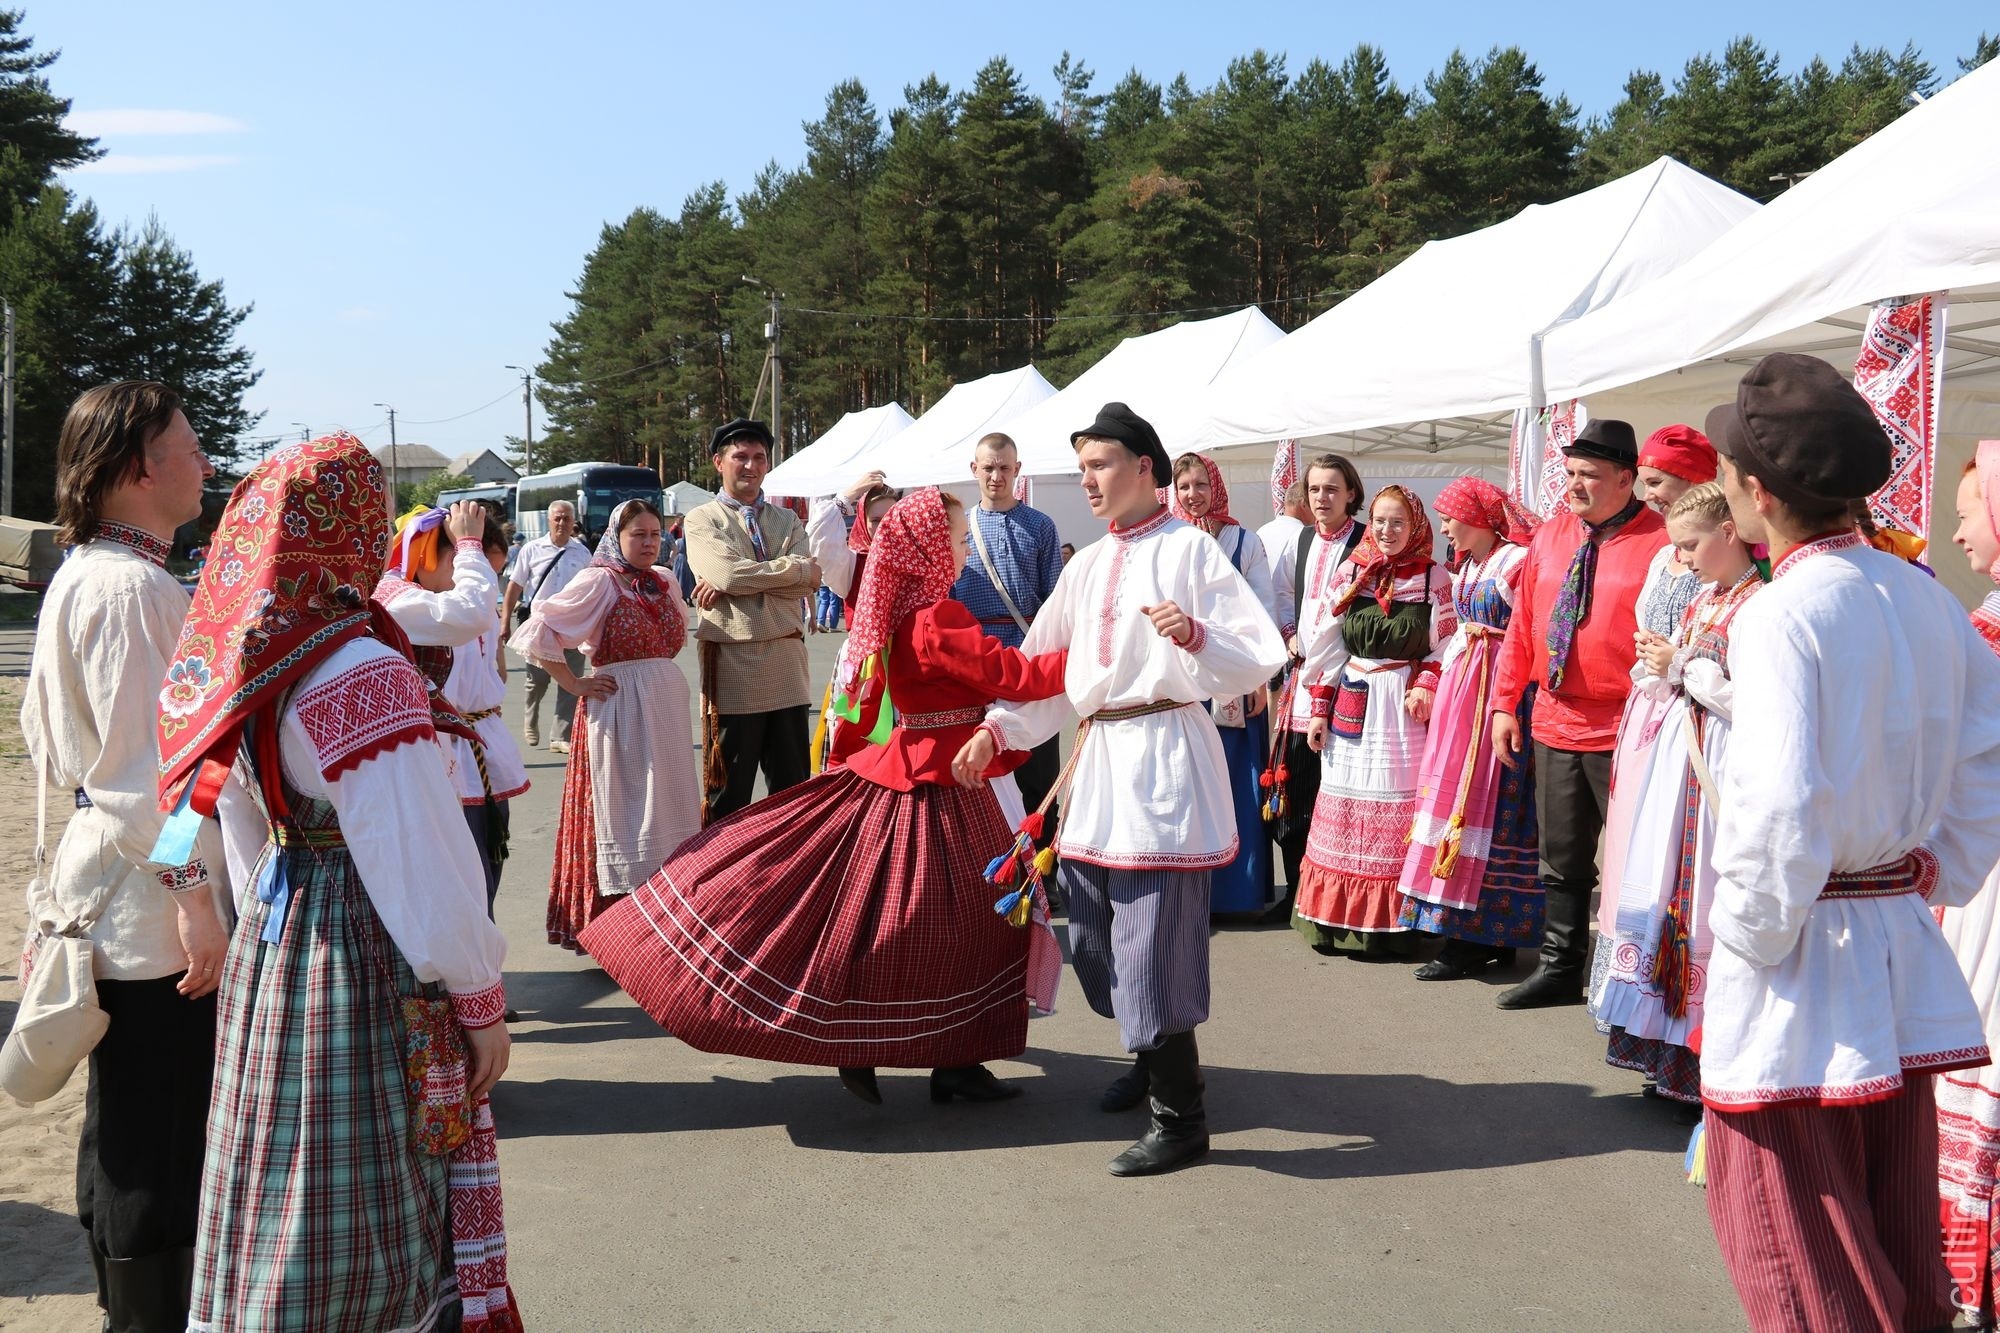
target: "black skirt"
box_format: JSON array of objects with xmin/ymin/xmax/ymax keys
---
[{"xmin": 78, "ymin": 974, "xmax": 217, "ymax": 1258}]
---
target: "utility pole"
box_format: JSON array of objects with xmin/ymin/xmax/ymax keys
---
[
  {"xmin": 1, "ymin": 301, "xmax": 14, "ymax": 517},
  {"xmin": 504, "ymin": 365, "xmax": 534, "ymax": 475},
  {"xmin": 767, "ymin": 291, "xmax": 783, "ymax": 460},
  {"xmin": 373, "ymin": 402, "xmax": 399, "ymax": 497}
]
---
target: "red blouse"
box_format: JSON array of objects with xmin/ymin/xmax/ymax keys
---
[{"xmin": 837, "ymin": 599, "xmax": 1068, "ymax": 792}]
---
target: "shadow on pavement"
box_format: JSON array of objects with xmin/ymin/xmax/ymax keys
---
[
  {"xmin": 0, "ymin": 1200, "xmax": 97, "ymax": 1298},
  {"xmin": 501, "ymin": 968, "xmax": 669, "ymax": 1047},
  {"xmin": 494, "ymin": 1042, "xmax": 1683, "ymax": 1181}
]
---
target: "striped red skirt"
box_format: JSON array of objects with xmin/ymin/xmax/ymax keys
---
[{"xmin": 578, "ymin": 766, "xmax": 1034, "ymax": 1069}]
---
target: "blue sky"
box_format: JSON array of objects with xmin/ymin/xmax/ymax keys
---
[{"xmin": 41, "ymin": 0, "xmax": 1994, "ymax": 466}]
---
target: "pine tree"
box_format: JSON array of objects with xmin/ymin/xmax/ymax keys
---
[{"xmin": 0, "ymin": 9, "xmax": 99, "ymax": 214}]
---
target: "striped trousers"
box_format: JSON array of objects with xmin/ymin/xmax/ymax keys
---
[
  {"xmin": 1706, "ymin": 1078, "xmax": 1957, "ymax": 1332},
  {"xmin": 1058, "ymin": 862, "xmax": 1211, "ymax": 1052}
]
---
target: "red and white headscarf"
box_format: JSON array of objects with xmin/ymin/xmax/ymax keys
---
[
  {"xmin": 1270, "ymin": 439, "xmax": 1301, "ymax": 518},
  {"xmin": 1169, "ymin": 453, "xmax": 1239, "ymax": 536},
  {"xmin": 157, "ymin": 434, "xmax": 415, "ymax": 821},
  {"xmin": 833, "ymin": 488, "xmax": 959, "ymax": 697},
  {"xmin": 1434, "ymin": 476, "xmax": 1537, "ymax": 548},
  {"xmin": 1333, "ymin": 485, "xmax": 1436, "ymax": 617}
]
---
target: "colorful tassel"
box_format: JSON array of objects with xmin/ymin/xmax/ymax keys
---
[
  {"xmin": 1429, "ymin": 814, "xmax": 1465, "ymax": 879},
  {"xmin": 1683, "ymin": 1117, "xmax": 1707, "ymax": 1187},
  {"xmin": 1020, "ymin": 812, "xmax": 1045, "ymax": 841},
  {"xmin": 1032, "ymin": 846, "xmax": 1057, "ymax": 877},
  {"xmin": 1005, "ymin": 890, "xmax": 1033, "ymax": 927},
  {"xmin": 992, "ymin": 888, "xmax": 1025, "ymax": 920}
]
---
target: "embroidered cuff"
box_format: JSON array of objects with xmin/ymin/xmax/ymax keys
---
[
  {"xmin": 451, "ymin": 981, "xmax": 509, "ymax": 1030},
  {"xmin": 1307, "ymin": 685, "xmax": 1333, "ymax": 720},
  {"xmin": 456, "ymin": 537, "xmax": 485, "ymax": 555},
  {"xmin": 1179, "ymin": 620, "xmax": 1208, "ymax": 653},
  {"xmin": 158, "ymin": 859, "xmax": 209, "ymax": 892},
  {"xmin": 1664, "ymin": 647, "xmax": 1690, "ymax": 689},
  {"xmin": 979, "ymin": 719, "xmax": 1012, "ymax": 755},
  {"xmin": 1412, "ymin": 664, "xmax": 1441, "ymax": 694},
  {"xmin": 1912, "ymin": 847, "xmax": 1942, "ymax": 902}
]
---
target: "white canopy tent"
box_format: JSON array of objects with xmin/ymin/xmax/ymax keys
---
[
  {"xmin": 762, "ymin": 401, "xmax": 916, "ymax": 499},
  {"xmin": 1183, "ymin": 157, "xmax": 1760, "ymax": 470},
  {"xmin": 1536, "ymin": 59, "xmax": 2000, "ymax": 602},
  {"xmin": 903, "ymin": 307, "xmax": 1289, "ymax": 486}
]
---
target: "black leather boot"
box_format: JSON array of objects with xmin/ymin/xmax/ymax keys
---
[
  {"xmin": 1499, "ymin": 881, "xmax": 1589, "ymax": 1008},
  {"xmin": 929, "ymin": 1064, "xmax": 1022, "ymax": 1103},
  {"xmin": 1108, "ymin": 1031, "xmax": 1209, "ymax": 1177},
  {"xmin": 101, "ymin": 1246, "xmax": 195, "ymax": 1333},
  {"xmin": 1496, "ymin": 966, "xmax": 1586, "ymax": 1009},
  {"xmin": 1414, "ymin": 940, "xmax": 1509, "ymax": 981},
  {"xmin": 837, "ymin": 1067, "xmax": 882, "ymax": 1104},
  {"xmin": 1098, "ymin": 1052, "xmax": 1149, "ymax": 1112}
]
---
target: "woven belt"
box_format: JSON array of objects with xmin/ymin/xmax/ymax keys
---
[
  {"xmin": 274, "ymin": 825, "xmax": 347, "ymax": 851},
  {"xmin": 1818, "ymin": 852, "xmax": 1929, "ymax": 900},
  {"xmin": 900, "ymin": 706, "xmax": 986, "ymax": 730},
  {"xmin": 461, "ymin": 706, "xmax": 503, "ymax": 723},
  {"xmin": 1091, "ymin": 699, "xmax": 1189, "ymax": 723}
]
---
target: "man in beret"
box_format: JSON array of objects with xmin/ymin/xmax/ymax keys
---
[
  {"xmin": 684, "ymin": 418, "xmax": 822, "ymax": 820},
  {"xmin": 1695, "ymin": 353, "xmax": 2000, "ymax": 1331},
  {"xmin": 953, "ymin": 402, "xmax": 1286, "ymax": 1177},
  {"xmin": 1490, "ymin": 418, "xmax": 1668, "ymax": 1008}
]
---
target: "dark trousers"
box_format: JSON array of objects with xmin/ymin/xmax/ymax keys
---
[
  {"xmin": 1012, "ymin": 736, "xmax": 1062, "ymax": 832},
  {"xmin": 523, "ymin": 647, "xmax": 585, "ymax": 742},
  {"xmin": 1531, "ymin": 740, "xmax": 1613, "ymax": 979},
  {"xmin": 79, "ymin": 975, "xmax": 216, "ymax": 1263},
  {"xmin": 1276, "ymin": 729, "xmax": 1320, "ymax": 892},
  {"xmin": 462, "ymin": 799, "xmax": 510, "ymax": 915},
  {"xmin": 711, "ymin": 705, "xmax": 812, "ymax": 820}
]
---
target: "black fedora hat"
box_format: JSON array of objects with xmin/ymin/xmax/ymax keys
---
[
  {"xmin": 1561, "ymin": 418, "xmax": 1639, "ymax": 470},
  {"xmin": 1071, "ymin": 401, "xmax": 1171, "ymax": 483}
]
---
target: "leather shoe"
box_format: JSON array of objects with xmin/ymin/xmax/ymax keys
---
[
  {"xmin": 1109, "ymin": 1032, "xmax": 1208, "ymax": 1177},
  {"xmin": 1099, "ymin": 1053, "xmax": 1149, "ymax": 1112},
  {"xmin": 1496, "ymin": 968, "xmax": 1585, "ymax": 1010},
  {"xmin": 1415, "ymin": 942, "xmax": 1511, "ymax": 981},
  {"xmin": 837, "ymin": 1066, "xmax": 882, "ymax": 1104},
  {"xmin": 929, "ymin": 1065, "xmax": 1023, "ymax": 1103}
]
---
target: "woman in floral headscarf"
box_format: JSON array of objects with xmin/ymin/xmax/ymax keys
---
[
  {"xmin": 1293, "ymin": 485, "xmax": 1455, "ymax": 958},
  {"xmin": 154, "ymin": 435, "xmax": 519, "ymax": 1332},
  {"xmin": 1170, "ymin": 453, "xmax": 1279, "ymax": 915},
  {"xmin": 1395, "ymin": 477, "xmax": 1545, "ymax": 979},
  {"xmin": 510, "ymin": 498, "xmax": 699, "ymax": 953},
  {"xmin": 580, "ymin": 489, "xmax": 1070, "ymax": 1107}
]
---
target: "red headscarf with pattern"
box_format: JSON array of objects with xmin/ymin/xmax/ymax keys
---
[
  {"xmin": 156, "ymin": 434, "xmax": 415, "ymax": 819},
  {"xmin": 833, "ymin": 488, "xmax": 959, "ymax": 695},
  {"xmin": 1332, "ymin": 484, "xmax": 1435, "ymax": 617},
  {"xmin": 1169, "ymin": 453, "xmax": 1239, "ymax": 535},
  {"xmin": 1434, "ymin": 476, "xmax": 1537, "ymax": 549}
]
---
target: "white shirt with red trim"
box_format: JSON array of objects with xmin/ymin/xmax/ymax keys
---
[
  {"xmin": 1700, "ymin": 535, "xmax": 2000, "ymax": 1111},
  {"xmin": 1289, "ymin": 520, "xmax": 1359, "ymax": 725},
  {"xmin": 213, "ymin": 638, "xmax": 507, "ymax": 1008},
  {"xmin": 984, "ymin": 509, "xmax": 1286, "ymax": 872}
]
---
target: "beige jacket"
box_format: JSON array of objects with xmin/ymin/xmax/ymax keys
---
[{"xmin": 682, "ymin": 498, "xmax": 821, "ymax": 713}]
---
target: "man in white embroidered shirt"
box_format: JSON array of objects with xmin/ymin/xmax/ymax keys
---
[
  {"xmin": 20, "ymin": 381, "xmax": 232, "ymax": 1330},
  {"xmin": 954, "ymin": 402, "xmax": 1285, "ymax": 1178},
  {"xmin": 1699, "ymin": 353, "xmax": 2000, "ymax": 1331}
]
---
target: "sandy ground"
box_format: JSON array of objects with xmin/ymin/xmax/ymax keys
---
[{"xmin": 0, "ymin": 621, "xmax": 1750, "ymax": 1331}]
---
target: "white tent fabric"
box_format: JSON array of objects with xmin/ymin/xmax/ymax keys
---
[
  {"xmin": 796, "ymin": 365, "xmax": 1056, "ymax": 495},
  {"xmin": 762, "ymin": 401, "xmax": 916, "ymax": 498},
  {"xmin": 1187, "ymin": 157, "xmax": 1760, "ymax": 463},
  {"xmin": 938, "ymin": 307, "xmax": 1288, "ymax": 484}
]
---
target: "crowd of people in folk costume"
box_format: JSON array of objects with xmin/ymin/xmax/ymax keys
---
[{"xmin": 17, "ymin": 356, "xmax": 2000, "ymax": 1332}]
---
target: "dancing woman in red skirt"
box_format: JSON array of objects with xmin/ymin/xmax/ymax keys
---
[{"xmin": 579, "ymin": 488, "xmax": 1068, "ymax": 1105}]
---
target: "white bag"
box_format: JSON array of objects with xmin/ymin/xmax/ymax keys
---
[{"xmin": 1, "ymin": 754, "xmax": 113, "ymax": 1107}]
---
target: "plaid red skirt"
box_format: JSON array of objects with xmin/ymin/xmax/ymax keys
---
[
  {"xmin": 547, "ymin": 704, "xmax": 615, "ymax": 953},
  {"xmin": 578, "ymin": 767, "xmax": 1032, "ymax": 1069}
]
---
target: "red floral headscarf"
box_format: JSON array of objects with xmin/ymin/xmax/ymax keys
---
[
  {"xmin": 1434, "ymin": 476, "xmax": 1537, "ymax": 548},
  {"xmin": 157, "ymin": 434, "xmax": 413, "ymax": 820},
  {"xmin": 1169, "ymin": 453, "xmax": 1239, "ymax": 535},
  {"xmin": 834, "ymin": 488, "xmax": 960, "ymax": 696},
  {"xmin": 1333, "ymin": 484, "xmax": 1435, "ymax": 617}
]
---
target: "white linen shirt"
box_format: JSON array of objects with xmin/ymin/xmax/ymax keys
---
[
  {"xmin": 1700, "ymin": 539, "xmax": 2000, "ymax": 1109},
  {"xmin": 985, "ymin": 509, "xmax": 1286, "ymax": 870},
  {"xmin": 507, "ymin": 535, "xmax": 592, "ymax": 610},
  {"xmin": 381, "ymin": 538, "xmax": 518, "ymax": 803}
]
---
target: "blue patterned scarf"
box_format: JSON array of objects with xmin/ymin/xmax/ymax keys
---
[{"xmin": 1545, "ymin": 495, "xmax": 1644, "ymax": 691}]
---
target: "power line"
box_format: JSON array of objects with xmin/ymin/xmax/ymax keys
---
[
  {"xmin": 785, "ymin": 293, "xmax": 1348, "ymax": 325},
  {"xmin": 401, "ymin": 386, "xmax": 521, "ymax": 426}
]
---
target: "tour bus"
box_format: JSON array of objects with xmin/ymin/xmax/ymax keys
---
[
  {"xmin": 513, "ymin": 463, "xmax": 665, "ymax": 546},
  {"xmin": 435, "ymin": 481, "xmax": 516, "ymax": 527}
]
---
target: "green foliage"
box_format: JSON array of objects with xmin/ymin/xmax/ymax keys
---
[
  {"xmin": 0, "ymin": 10, "xmax": 260, "ymax": 519},
  {"xmin": 540, "ymin": 36, "xmax": 1980, "ymax": 483}
]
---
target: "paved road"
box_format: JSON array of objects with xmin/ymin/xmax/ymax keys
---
[{"xmin": 487, "ymin": 629, "xmax": 1742, "ymax": 1331}]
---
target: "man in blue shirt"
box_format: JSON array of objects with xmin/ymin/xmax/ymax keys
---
[{"xmin": 950, "ymin": 432, "xmax": 1065, "ymax": 817}]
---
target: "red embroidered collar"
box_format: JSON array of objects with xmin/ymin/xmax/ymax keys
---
[
  {"xmin": 1773, "ymin": 530, "xmax": 1866, "ymax": 580},
  {"xmin": 97, "ymin": 520, "xmax": 172, "ymax": 568},
  {"xmin": 1110, "ymin": 506, "xmax": 1173, "ymax": 541}
]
